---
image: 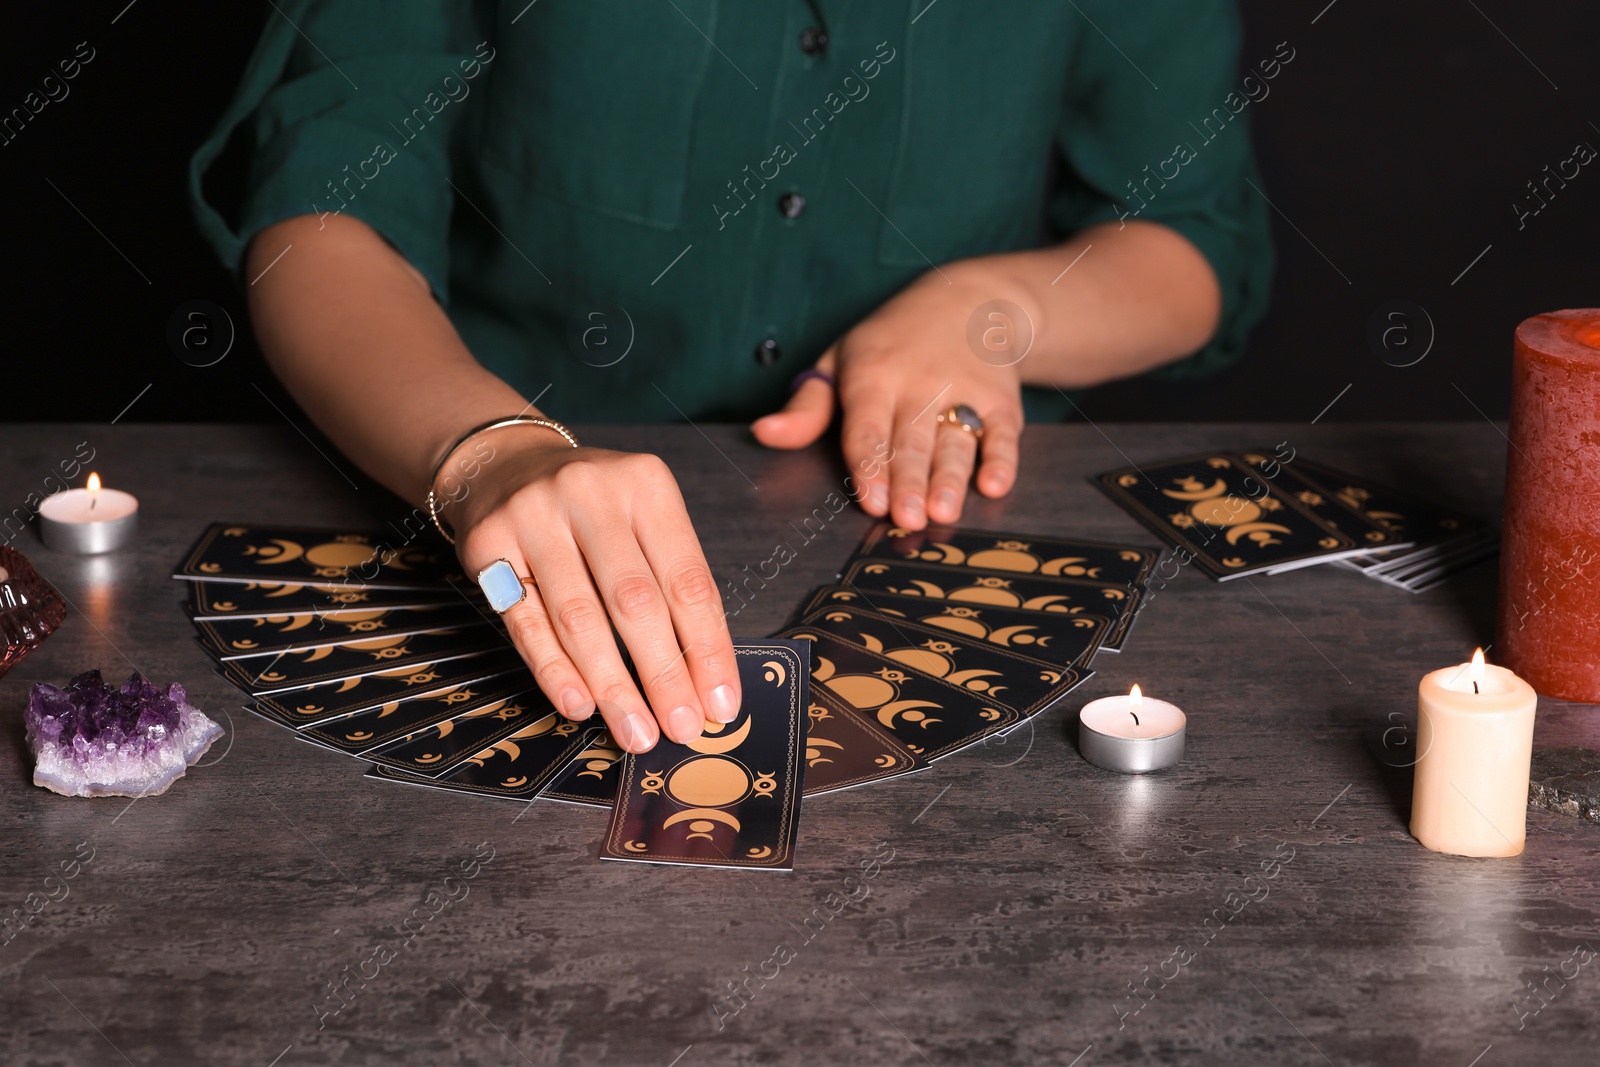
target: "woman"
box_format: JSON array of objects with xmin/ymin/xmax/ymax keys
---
[{"xmin": 191, "ymin": 0, "xmax": 1272, "ymax": 753}]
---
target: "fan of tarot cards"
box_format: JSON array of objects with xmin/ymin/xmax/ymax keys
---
[
  {"xmin": 172, "ymin": 520, "xmax": 1157, "ymax": 870},
  {"xmin": 1094, "ymin": 448, "xmax": 1498, "ymax": 592}
]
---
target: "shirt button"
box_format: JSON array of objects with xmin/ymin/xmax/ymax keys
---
[
  {"xmin": 777, "ymin": 192, "xmax": 806, "ymax": 219},
  {"xmin": 799, "ymin": 28, "xmax": 828, "ymax": 56},
  {"xmin": 753, "ymin": 338, "xmax": 782, "ymax": 367}
]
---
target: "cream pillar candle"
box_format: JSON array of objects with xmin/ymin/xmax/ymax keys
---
[{"xmin": 1411, "ymin": 649, "xmax": 1538, "ymax": 857}]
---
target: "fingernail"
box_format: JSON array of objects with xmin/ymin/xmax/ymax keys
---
[
  {"xmin": 933, "ymin": 489, "xmax": 956, "ymax": 516},
  {"xmin": 708, "ymin": 684, "xmax": 740, "ymax": 723},
  {"xmin": 904, "ymin": 495, "xmax": 925, "ymax": 522},
  {"xmin": 558, "ymin": 687, "xmax": 593, "ymax": 720},
  {"xmin": 621, "ymin": 713, "xmax": 656, "ymax": 753},
  {"xmin": 866, "ymin": 485, "xmax": 888, "ymax": 513},
  {"xmin": 668, "ymin": 705, "xmax": 703, "ymax": 744}
]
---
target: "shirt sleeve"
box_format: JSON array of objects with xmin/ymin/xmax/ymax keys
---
[
  {"xmin": 1051, "ymin": 0, "xmax": 1275, "ymax": 379},
  {"xmin": 187, "ymin": 0, "xmax": 486, "ymax": 301}
]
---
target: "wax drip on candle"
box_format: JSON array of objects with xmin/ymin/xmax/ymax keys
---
[
  {"xmin": 1129, "ymin": 683, "xmax": 1142, "ymax": 726},
  {"xmin": 1470, "ymin": 647, "xmax": 1485, "ymax": 695},
  {"xmin": 87, "ymin": 472, "xmax": 101, "ymax": 511}
]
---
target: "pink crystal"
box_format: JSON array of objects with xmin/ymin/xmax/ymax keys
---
[
  {"xmin": 0, "ymin": 546, "xmax": 67, "ymax": 680},
  {"xmin": 26, "ymin": 670, "xmax": 223, "ymax": 798}
]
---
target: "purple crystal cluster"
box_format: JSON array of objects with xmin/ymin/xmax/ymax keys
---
[{"xmin": 26, "ymin": 670, "xmax": 222, "ymax": 798}]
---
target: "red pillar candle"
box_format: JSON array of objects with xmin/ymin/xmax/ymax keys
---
[{"xmin": 1497, "ymin": 309, "xmax": 1600, "ymax": 700}]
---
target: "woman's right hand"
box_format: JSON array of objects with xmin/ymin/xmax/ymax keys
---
[{"xmin": 442, "ymin": 428, "xmax": 741, "ymax": 753}]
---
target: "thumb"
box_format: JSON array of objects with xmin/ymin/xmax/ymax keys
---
[{"xmin": 751, "ymin": 348, "xmax": 837, "ymax": 450}]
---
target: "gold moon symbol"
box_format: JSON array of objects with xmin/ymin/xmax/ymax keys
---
[
  {"xmin": 304, "ymin": 541, "xmax": 380, "ymax": 569},
  {"xmin": 1162, "ymin": 477, "xmax": 1227, "ymax": 501},
  {"xmin": 878, "ymin": 699, "xmax": 941, "ymax": 729},
  {"xmin": 967, "ymin": 548, "xmax": 1038, "ymax": 572},
  {"xmin": 685, "ymin": 718, "xmax": 752, "ymax": 754},
  {"xmin": 664, "ymin": 808, "xmax": 742, "ymax": 832},
  {"xmin": 254, "ymin": 539, "xmax": 307, "ymax": 564},
  {"xmin": 920, "ymin": 541, "xmax": 966, "ymax": 564},
  {"xmin": 762, "ymin": 659, "xmax": 788, "ymax": 686},
  {"xmin": 1192, "ymin": 497, "xmax": 1261, "ymax": 526},
  {"xmin": 666, "ymin": 755, "xmax": 752, "ymax": 807},
  {"xmin": 806, "ymin": 738, "xmax": 844, "ymax": 766},
  {"xmin": 747, "ymin": 846, "xmax": 773, "ymax": 859},
  {"xmin": 825, "ymin": 673, "xmax": 897, "ymax": 709},
  {"xmin": 1223, "ymin": 521, "xmax": 1292, "ymax": 545},
  {"xmin": 951, "ymin": 587, "xmax": 1021, "ymax": 606}
]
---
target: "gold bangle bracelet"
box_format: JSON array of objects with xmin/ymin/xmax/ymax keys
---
[{"xmin": 425, "ymin": 416, "xmax": 579, "ymax": 545}]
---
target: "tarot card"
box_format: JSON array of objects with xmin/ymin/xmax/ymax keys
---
[
  {"xmin": 1279, "ymin": 455, "xmax": 1488, "ymax": 546},
  {"xmin": 795, "ymin": 605, "xmax": 1091, "ymax": 721},
  {"xmin": 248, "ymin": 650, "xmax": 525, "ymax": 728},
  {"xmin": 851, "ymin": 520, "xmax": 1159, "ymax": 587},
  {"xmin": 365, "ymin": 694, "xmax": 585, "ymax": 777},
  {"xmin": 796, "ymin": 586, "xmax": 1109, "ymax": 669},
  {"xmin": 601, "ymin": 641, "xmax": 808, "ymax": 870},
  {"xmin": 198, "ymin": 604, "xmax": 486, "ymax": 660},
  {"xmin": 174, "ymin": 523, "xmax": 464, "ymax": 590},
  {"xmin": 289, "ymin": 671, "xmax": 537, "ymax": 755},
  {"xmin": 802, "ymin": 686, "xmax": 925, "ymax": 796},
  {"xmin": 777, "ymin": 626, "xmax": 1021, "ymax": 762},
  {"xmin": 1095, "ymin": 454, "xmax": 1375, "ymax": 579},
  {"xmin": 187, "ymin": 580, "xmax": 461, "ymax": 621},
  {"xmin": 221, "ymin": 626, "xmax": 511, "ymax": 695},
  {"xmin": 538, "ymin": 728, "xmax": 626, "ymax": 807},
  {"xmin": 364, "ymin": 722, "xmax": 596, "ymax": 801},
  {"xmin": 1233, "ymin": 451, "xmax": 1412, "ymax": 554},
  {"xmin": 839, "ymin": 557, "xmax": 1144, "ymax": 652}
]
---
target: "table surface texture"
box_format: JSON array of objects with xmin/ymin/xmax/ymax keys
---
[{"xmin": 2, "ymin": 422, "xmax": 1596, "ymax": 1067}]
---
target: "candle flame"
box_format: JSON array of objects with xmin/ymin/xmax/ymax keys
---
[
  {"xmin": 1470, "ymin": 647, "xmax": 1485, "ymax": 684},
  {"xmin": 1129, "ymin": 683, "xmax": 1142, "ymax": 710},
  {"xmin": 86, "ymin": 472, "xmax": 102, "ymax": 493}
]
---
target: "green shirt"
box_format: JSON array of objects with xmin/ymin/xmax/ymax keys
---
[{"xmin": 191, "ymin": 0, "xmax": 1273, "ymax": 423}]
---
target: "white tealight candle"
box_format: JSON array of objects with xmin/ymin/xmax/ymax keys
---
[
  {"xmin": 38, "ymin": 473, "xmax": 138, "ymax": 554},
  {"xmin": 1078, "ymin": 684, "xmax": 1187, "ymax": 773}
]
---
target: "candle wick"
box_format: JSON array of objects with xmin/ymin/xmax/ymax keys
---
[
  {"xmin": 1473, "ymin": 681, "xmax": 1479, "ymax": 694},
  {"xmin": 90, "ymin": 496, "xmax": 97, "ymax": 511},
  {"xmin": 1129, "ymin": 711, "xmax": 1140, "ymax": 726}
]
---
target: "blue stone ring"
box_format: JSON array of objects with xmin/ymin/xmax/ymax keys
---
[{"xmin": 477, "ymin": 559, "xmax": 528, "ymax": 614}]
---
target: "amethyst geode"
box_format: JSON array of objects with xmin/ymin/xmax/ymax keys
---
[{"xmin": 26, "ymin": 670, "xmax": 222, "ymax": 798}]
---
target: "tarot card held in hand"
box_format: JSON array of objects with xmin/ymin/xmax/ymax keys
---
[
  {"xmin": 187, "ymin": 580, "xmax": 460, "ymax": 621},
  {"xmin": 839, "ymin": 557, "xmax": 1144, "ymax": 651},
  {"xmin": 249, "ymin": 650, "xmax": 524, "ymax": 729},
  {"xmin": 803, "ymin": 686, "xmax": 926, "ymax": 796},
  {"xmin": 365, "ymin": 720, "xmax": 596, "ymax": 801},
  {"xmin": 851, "ymin": 520, "xmax": 1159, "ymax": 588},
  {"xmin": 602, "ymin": 642, "xmax": 809, "ymax": 870},
  {"xmin": 174, "ymin": 524, "xmax": 464, "ymax": 590},
  {"xmin": 1095, "ymin": 454, "xmax": 1377, "ymax": 579},
  {"xmin": 777, "ymin": 627, "xmax": 1021, "ymax": 761},
  {"xmin": 795, "ymin": 606, "xmax": 1091, "ymax": 721},
  {"xmin": 221, "ymin": 626, "xmax": 509, "ymax": 695},
  {"xmin": 797, "ymin": 586, "xmax": 1110, "ymax": 669}
]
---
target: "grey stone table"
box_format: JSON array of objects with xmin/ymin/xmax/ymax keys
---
[{"xmin": 2, "ymin": 422, "xmax": 1597, "ymax": 1067}]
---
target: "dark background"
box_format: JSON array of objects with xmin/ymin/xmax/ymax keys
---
[{"xmin": 3, "ymin": 1, "xmax": 1595, "ymax": 424}]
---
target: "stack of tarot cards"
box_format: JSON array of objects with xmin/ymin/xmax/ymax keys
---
[
  {"xmin": 174, "ymin": 519, "xmax": 1158, "ymax": 870},
  {"xmin": 1093, "ymin": 449, "xmax": 1496, "ymax": 592}
]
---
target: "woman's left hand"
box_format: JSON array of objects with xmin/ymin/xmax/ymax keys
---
[{"xmin": 751, "ymin": 262, "xmax": 1029, "ymax": 529}]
